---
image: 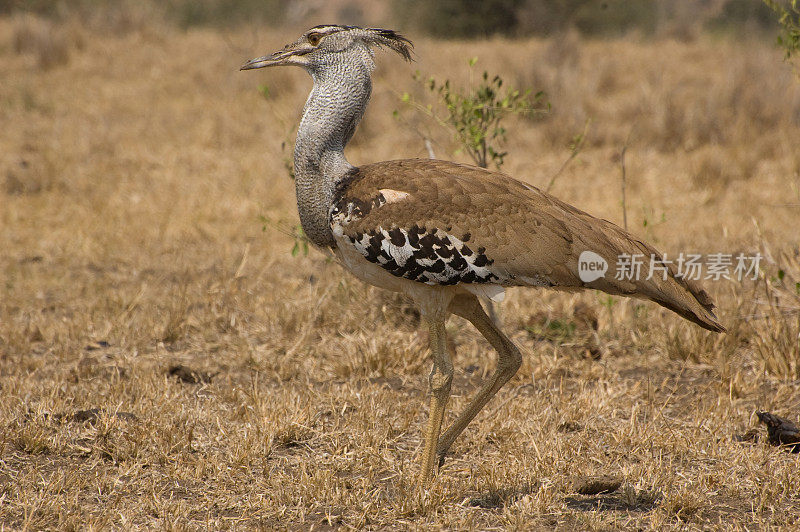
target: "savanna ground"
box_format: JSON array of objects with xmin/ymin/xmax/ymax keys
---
[{"xmin": 2, "ymin": 13, "xmax": 800, "ymax": 530}]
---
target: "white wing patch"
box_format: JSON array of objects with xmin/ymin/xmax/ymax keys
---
[
  {"xmin": 330, "ymin": 189, "xmax": 409, "ymax": 232},
  {"xmin": 377, "ymin": 189, "xmax": 410, "ymax": 204},
  {"xmin": 340, "ymin": 225, "xmax": 502, "ymax": 287}
]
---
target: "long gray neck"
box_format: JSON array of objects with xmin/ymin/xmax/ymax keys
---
[{"xmin": 294, "ymin": 56, "xmax": 371, "ymax": 248}]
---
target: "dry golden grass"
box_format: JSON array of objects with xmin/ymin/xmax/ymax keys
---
[{"xmin": 2, "ymin": 16, "xmax": 800, "ymax": 529}]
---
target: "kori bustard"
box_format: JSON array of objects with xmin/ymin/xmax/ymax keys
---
[{"xmin": 241, "ymin": 25, "xmax": 724, "ymax": 484}]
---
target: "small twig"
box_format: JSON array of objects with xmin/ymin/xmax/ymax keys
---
[
  {"xmin": 234, "ymin": 242, "xmax": 250, "ymax": 279},
  {"xmin": 620, "ymin": 129, "xmax": 634, "ymax": 232},
  {"xmin": 545, "ymin": 119, "xmax": 590, "ymax": 193},
  {"xmin": 620, "ymin": 145, "xmax": 628, "ymax": 232},
  {"xmin": 261, "ymin": 217, "xmax": 306, "ymax": 242}
]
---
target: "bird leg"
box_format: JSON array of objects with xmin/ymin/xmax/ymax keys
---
[
  {"xmin": 419, "ymin": 315, "xmax": 453, "ymax": 484},
  {"xmin": 436, "ymin": 293, "xmax": 522, "ymax": 463}
]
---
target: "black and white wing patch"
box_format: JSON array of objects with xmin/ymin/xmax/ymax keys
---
[
  {"xmin": 336, "ymin": 223, "xmax": 500, "ymax": 286},
  {"xmin": 330, "ymin": 188, "xmax": 507, "ymax": 299}
]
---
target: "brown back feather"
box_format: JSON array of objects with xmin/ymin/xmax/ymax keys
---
[{"xmin": 337, "ymin": 159, "xmax": 724, "ymax": 332}]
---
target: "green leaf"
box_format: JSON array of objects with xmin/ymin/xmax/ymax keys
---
[{"xmin": 403, "ymin": 65, "xmax": 546, "ymax": 171}]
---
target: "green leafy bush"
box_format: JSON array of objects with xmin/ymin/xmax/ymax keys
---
[
  {"xmin": 400, "ymin": 59, "xmax": 547, "ymax": 169},
  {"xmin": 764, "ymin": 0, "xmax": 800, "ymax": 59}
]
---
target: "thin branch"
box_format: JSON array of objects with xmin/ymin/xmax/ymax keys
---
[
  {"xmin": 620, "ymin": 144, "xmax": 628, "ymax": 232},
  {"xmin": 545, "ymin": 119, "xmax": 590, "ymax": 194},
  {"xmin": 620, "ymin": 128, "xmax": 634, "ymax": 232}
]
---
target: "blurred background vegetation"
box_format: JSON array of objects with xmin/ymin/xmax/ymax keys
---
[{"xmin": 0, "ymin": 0, "xmax": 784, "ymax": 38}]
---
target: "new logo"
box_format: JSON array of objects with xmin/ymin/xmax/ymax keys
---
[{"xmin": 578, "ymin": 250, "xmax": 608, "ymax": 282}]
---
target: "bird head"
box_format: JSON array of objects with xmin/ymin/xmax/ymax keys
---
[{"xmin": 240, "ymin": 25, "xmax": 413, "ymax": 73}]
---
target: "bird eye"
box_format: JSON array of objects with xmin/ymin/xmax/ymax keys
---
[{"xmin": 307, "ymin": 32, "xmax": 322, "ymax": 46}]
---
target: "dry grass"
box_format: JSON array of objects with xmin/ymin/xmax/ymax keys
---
[{"xmin": 2, "ymin": 16, "xmax": 800, "ymax": 529}]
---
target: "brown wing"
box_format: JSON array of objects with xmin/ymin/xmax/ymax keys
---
[{"xmin": 332, "ymin": 159, "xmax": 724, "ymax": 332}]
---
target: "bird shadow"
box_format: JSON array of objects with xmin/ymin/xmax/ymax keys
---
[
  {"xmin": 466, "ymin": 482, "xmax": 539, "ymax": 509},
  {"xmin": 564, "ymin": 492, "xmax": 659, "ymax": 513},
  {"xmin": 466, "ymin": 487, "xmax": 659, "ymax": 513}
]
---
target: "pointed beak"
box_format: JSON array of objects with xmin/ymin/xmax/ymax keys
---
[{"xmin": 240, "ymin": 47, "xmax": 307, "ymax": 70}]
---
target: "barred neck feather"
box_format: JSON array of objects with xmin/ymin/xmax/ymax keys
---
[{"xmin": 293, "ymin": 45, "xmax": 373, "ymax": 248}]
